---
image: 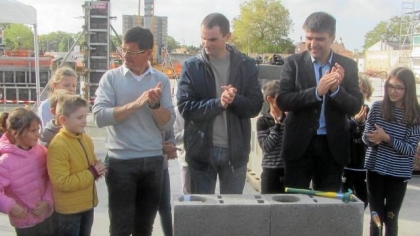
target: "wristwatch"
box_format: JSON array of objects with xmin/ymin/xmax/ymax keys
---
[{"xmin": 149, "ymin": 102, "xmax": 160, "ymax": 110}]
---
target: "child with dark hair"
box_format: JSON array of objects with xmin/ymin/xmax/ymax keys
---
[
  {"xmin": 256, "ymin": 80, "xmax": 286, "ymax": 193},
  {"xmin": 363, "ymin": 67, "xmax": 420, "ymax": 236},
  {"xmin": 0, "ymin": 108, "xmax": 55, "ymax": 236}
]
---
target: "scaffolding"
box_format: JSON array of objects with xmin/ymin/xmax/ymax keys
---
[
  {"xmin": 160, "ymin": 47, "xmax": 179, "ymax": 80},
  {"xmin": 83, "ymin": 0, "xmax": 111, "ymax": 103},
  {"xmin": 400, "ymin": 0, "xmax": 420, "ymax": 74}
]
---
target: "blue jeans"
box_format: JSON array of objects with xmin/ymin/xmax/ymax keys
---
[
  {"xmin": 56, "ymin": 209, "xmax": 94, "ymax": 236},
  {"xmin": 189, "ymin": 147, "xmax": 247, "ymax": 194},
  {"xmin": 106, "ymin": 155, "xmax": 164, "ymax": 236},
  {"xmin": 159, "ymin": 168, "xmax": 173, "ymax": 236}
]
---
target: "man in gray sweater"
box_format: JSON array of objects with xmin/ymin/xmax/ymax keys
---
[{"xmin": 92, "ymin": 26, "xmax": 175, "ymax": 236}]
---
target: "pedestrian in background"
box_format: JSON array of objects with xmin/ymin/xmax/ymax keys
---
[
  {"xmin": 342, "ymin": 76, "xmax": 373, "ymax": 208},
  {"xmin": 173, "ymin": 107, "xmax": 190, "ymax": 194},
  {"xmin": 159, "ymin": 129, "xmax": 177, "ymax": 236}
]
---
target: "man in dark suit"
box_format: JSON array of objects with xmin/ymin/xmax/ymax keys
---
[{"xmin": 277, "ymin": 12, "xmax": 363, "ymax": 192}]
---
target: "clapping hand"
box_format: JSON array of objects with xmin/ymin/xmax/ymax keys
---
[
  {"xmin": 329, "ymin": 63, "xmax": 344, "ymax": 92},
  {"xmin": 220, "ymin": 85, "xmax": 237, "ymax": 109},
  {"xmin": 366, "ymin": 124, "xmax": 390, "ymax": 145},
  {"xmin": 148, "ymin": 82, "xmax": 162, "ymax": 107},
  {"xmin": 354, "ymin": 105, "xmax": 368, "ymax": 123}
]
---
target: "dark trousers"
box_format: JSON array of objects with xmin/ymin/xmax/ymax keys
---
[
  {"xmin": 261, "ymin": 168, "xmax": 285, "ymax": 194},
  {"xmin": 56, "ymin": 209, "xmax": 94, "ymax": 236},
  {"xmin": 284, "ymin": 135, "xmax": 344, "ymax": 192},
  {"xmin": 367, "ymin": 171, "xmax": 408, "ymax": 236},
  {"xmin": 342, "ymin": 169, "xmax": 368, "ymax": 208},
  {"xmin": 106, "ymin": 156, "xmax": 164, "ymax": 236},
  {"xmin": 15, "ymin": 214, "xmax": 56, "ymax": 236},
  {"xmin": 159, "ymin": 168, "xmax": 173, "ymax": 236}
]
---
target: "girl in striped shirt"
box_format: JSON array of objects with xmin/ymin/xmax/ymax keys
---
[{"xmin": 363, "ymin": 67, "xmax": 420, "ymax": 236}]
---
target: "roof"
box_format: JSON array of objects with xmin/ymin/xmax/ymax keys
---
[{"xmin": 0, "ymin": 0, "xmax": 37, "ymax": 25}]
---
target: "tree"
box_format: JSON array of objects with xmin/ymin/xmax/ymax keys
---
[
  {"xmin": 363, "ymin": 16, "xmax": 408, "ymax": 50},
  {"xmin": 185, "ymin": 44, "xmax": 200, "ymax": 54},
  {"xmin": 110, "ymin": 34, "xmax": 122, "ymax": 51},
  {"xmin": 3, "ymin": 23, "xmax": 33, "ymax": 50},
  {"xmin": 231, "ymin": 0, "xmax": 294, "ymax": 54},
  {"xmin": 167, "ymin": 36, "xmax": 180, "ymax": 52}
]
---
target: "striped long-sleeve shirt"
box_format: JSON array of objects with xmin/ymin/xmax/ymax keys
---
[
  {"xmin": 363, "ymin": 101, "xmax": 420, "ymax": 179},
  {"xmin": 256, "ymin": 113, "xmax": 285, "ymax": 169}
]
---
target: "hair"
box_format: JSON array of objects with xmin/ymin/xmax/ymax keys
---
[
  {"xmin": 263, "ymin": 80, "xmax": 280, "ymax": 98},
  {"xmin": 382, "ymin": 67, "xmax": 420, "ymax": 126},
  {"xmin": 4, "ymin": 108, "xmax": 41, "ymax": 138},
  {"xmin": 201, "ymin": 13, "xmax": 230, "ymax": 36},
  {"xmin": 359, "ymin": 76, "xmax": 373, "ymax": 101},
  {"xmin": 49, "ymin": 89, "xmax": 73, "ymax": 109},
  {"xmin": 56, "ymin": 94, "xmax": 88, "ymax": 117},
  {"xmin": 0, "ymin": 112, "xmax": 9, "ymax": 135},
  {"xmin": 302, "ymin": 12, "xmax": 336, "ymax": 36},
  {"xmin": 123, "ymin": 26, "xmax": 154, "ymax": 51},
  {"xmin": 49, "ymin": 67, "xmax": 78, "ymax": 93}
]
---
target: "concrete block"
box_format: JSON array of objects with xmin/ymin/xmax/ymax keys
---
[
  {"xmin": 173, "ymin": 194, "xmax": 271, "ymax": 236},
  {"xmin": 266, "ymin": 194, "xmax": 364, "ymax": 236}
]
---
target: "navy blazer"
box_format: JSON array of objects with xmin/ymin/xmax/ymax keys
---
[{"xmin": 277, "ymin": 51, "xmax": 363, "ymax": 166}]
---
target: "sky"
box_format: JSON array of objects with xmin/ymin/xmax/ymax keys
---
[{"xmin": 15, "ymin": 0, "xmax": 401, "ymax": 51}]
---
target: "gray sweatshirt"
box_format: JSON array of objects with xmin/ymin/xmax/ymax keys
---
[
  {"xmin": 39, "ymin": 119, "xmax": 61, "ymax": 147},
  {"xmin": 92, "ymin": 66, "xmax": 175, "ymax": 159}
]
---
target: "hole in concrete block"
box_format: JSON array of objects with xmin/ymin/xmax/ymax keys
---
[
  {"xmin": 219, "ymin": 200, "xmax": 224, "ymax": 204},
  {"xmin": 312, "ymin": 199, "xmax": 318, "ymax": 203},
  {"xmin": 217, "ymin": 195, "xmax": 223, "ymax": 199},
  {"xmin": 272, "ymin": 195, "xmax": 300, "ymax": 203},
  {"xmin": 178, "ymin": 195, "xmax": 206, "ymax": 202},
  {"xmin": 254, "ymin": 195, "xmax": 262, "ymax": 199},
  {"xmin": 257, "ymin": 200, "xmax": 265, "ymax": 204}
]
